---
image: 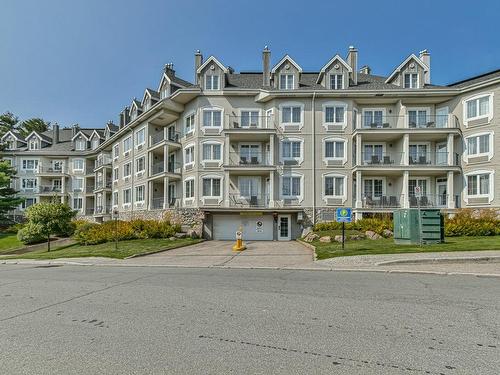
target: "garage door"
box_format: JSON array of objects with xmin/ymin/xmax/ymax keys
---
[{"xmin": 213, "ymin": 214, "xmax": 273, "ymax": 240}]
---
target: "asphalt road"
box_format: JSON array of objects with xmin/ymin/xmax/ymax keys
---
[{"xmin": 0, "ymin": 265, "xmax": 498, "ymax": 375}]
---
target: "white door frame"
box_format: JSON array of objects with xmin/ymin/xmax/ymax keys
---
[
  {"xmin": 436, "ymin": 178, "xmax": 447, "ymax": 207},
  {"xmin": 277, "ymin": 214, "xmax": 291, "ymax": 241}
]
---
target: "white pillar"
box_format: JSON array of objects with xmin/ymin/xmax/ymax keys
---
[
  {"xmin": 403, "ymin": 134, "xmax": 409, "ymax": 166},
  {"xmin": 224, "ymin": 133, "xmax": 230, "ymax": 166},
  {"xmin": 163, "ymin": 177, "xmax": 169, "ymax": 209},
  {"xmin": 268, "ymin": 170, "xmax": 275, "ymax": 208},
  {"xmin": 447, "ymin": 133, "xmax": 454, "ymax": 166},
  {"xmin": 163, "ymin": 144, "xmax": 168, "ymax": 172},
  {"xmin": 224, "ymin": 171, "xmax": 230, "ymax": 207},
  {"xmin": 355, "ymin": 170, "xmax": 362, "ymax": 208},
  {"xmin": 355, "ymin": 134, "xmax": 362, "ymax": 166},
  {"xmin": 402, "ymin": 170, "xmax": 409, "ymax": 208},
  {"xmin": 447, "ymin": 171, "xmax": 454, "ymax": 209},
  {"xmin": 269, "ymin": 134, "xmax": 275, "ymax": 165}
]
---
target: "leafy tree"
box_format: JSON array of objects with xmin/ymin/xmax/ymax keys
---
[
  {"xmin": 0, "ymin": 160, "xmax": 24, "ymax": 222},
  {"xmin": 20, "ymin": 202, "xmax": 76, "ymax": 251},
  {"xmin": 0, "ymin": 112, "xmax": 19, "ymax": 137},
  {"xmin": 18, "ymin": 118, "xmax": 51, "ymax": 137}
]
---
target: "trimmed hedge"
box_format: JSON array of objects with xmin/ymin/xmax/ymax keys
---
[
  {"xmin": 73, "ymin": 219, "xmax": 181, "ymax": 245},
  {"xmin": 313, "ymin": 209, "xmax": 499, "ymax": 237}
]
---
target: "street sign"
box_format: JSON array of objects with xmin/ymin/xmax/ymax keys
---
[
  {"xmin": 336, "ymin": 208, "xmax": 352, "ymax": 223},
  {"xmin": 414, "ymin": 186, "xmax": 422, "ymax": 197}
]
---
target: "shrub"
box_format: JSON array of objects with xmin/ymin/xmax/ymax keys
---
[
  {"xmin": 444, "ymin": 209, "xmax": 500, "ymax": 237},
  {"xmin": 17, "ymin": 222, "xmax": 46, "ymax": 244},
  {"xmin": 313, "ymin": 217, "xmax": 392, "ymax": 236},
  {"xmin": 6, "ymin": 223, "xmax": 24, "ymax": 234},
  {"xmin": 73, "ymin": 219, "xmax": 181, "ymax": 245}
]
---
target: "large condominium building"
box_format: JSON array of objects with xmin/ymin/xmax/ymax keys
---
[{"xmin": 2, "ymin": 47, "xmax": 499, "ymax": 241}]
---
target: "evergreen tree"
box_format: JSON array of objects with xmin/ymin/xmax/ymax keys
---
[{"xmin": 0, "ymin": 160, "xmax": 24, "ymax": 221}]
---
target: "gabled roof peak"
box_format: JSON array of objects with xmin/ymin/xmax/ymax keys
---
[
  {"xmin": 196, "ymin": 55, "xmax": 229, "ymax": 74},
  {"xmin": 385, "ymin": 53, "xmax": 428, "ymax": 83},
  {"xmin": 271, "ymin": 54, "xmax": 302, "ymax": 73}
]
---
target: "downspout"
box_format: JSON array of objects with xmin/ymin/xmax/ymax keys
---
[{"xmin": 311, "ymin": 92, "xmax": 316, "ymax": 226}]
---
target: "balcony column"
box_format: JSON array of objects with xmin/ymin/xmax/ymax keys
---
[
  {"xmin": 268, "ymin": 170, "xmax": 275, "ymax": 208},
  {"xmin": 224, "ymin": 171, "xmax": 230, "ymax": 207},
  {"xmin": 403, "ymin": 134, "xmax": 409, "ymax": 166},
  {"xmin": 224, "ymin": 133, "xmax": 230, "ymax": 165},
  {"xmin": 447, "ymin": 171, "xmax": 455, "ymax": 209},
  {"xmin": 402, "ymin": 171, "xmax": 409, "ymax": 208},
  {"xmin": 163, "ymin": 144, "xmax": 168, "ymax": 172},
  {"xmin": 447, "ymin": 134, "xmax": 454, "ymax": 166},
  {"xmin": 355, "ymin": 171, "xmax": 362, "ymax": 208},
  {"xmin": 163, "ymin": 177, "xmax": 169, "ymax": 209},
  {"xmin": 147, "ymin": 180, "xmax": 152, "ymax": 210},
  {"xmin": 269, "ymin": 134, "xmax": 275, "ymax": 165},
  {"xmin": 355, "ymin": 134, "xmax": 362, "ymax": 165}
]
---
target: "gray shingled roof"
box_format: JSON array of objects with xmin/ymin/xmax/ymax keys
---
[
  {"xmin": 448, "ymin": 69, "xmax": 500, "ymax": 88},
  {"xmin": 171, "ymin": 76, "xmax": 194, "ymax": 87},
  {"xmin": 145, "ymin": 88, "xmax": 160, "ymax": 99},
  {"xmin": 224, "ymin": 72, "xmax": 447, "ymax": 90}
]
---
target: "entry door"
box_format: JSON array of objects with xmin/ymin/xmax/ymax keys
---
[
  {"xmin": 436, "ymin": 178, "xmax": 447, "ymax": 207},
  {"xmin": 436, "ymin": 107, "xmax": 449, "ymax": 128},
  {"xmin": 168, "ymin": 183, "xmax": 176, "ymax": 206},
  {"xmin": 278, "ymin": 214, "xmax": 291, "ymax": 241},
  {"xmin": 436, "ymin": 142, "xmax": 447, "ymax": 165}
]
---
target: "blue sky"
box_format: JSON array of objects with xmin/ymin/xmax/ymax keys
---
[{"xmin": 1, "ymin": 0, "xmax": 499, "ymax": 128}]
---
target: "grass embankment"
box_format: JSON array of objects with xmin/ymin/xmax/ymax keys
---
[
  {"xmin": 310, "ymin": 230, "xmax": 500, "ymax": 260},
  {"xmin": 0, "ymin": 233, "xmax": 24, "ymax": 254},
  {"xmin": 1, "ymin": 238, "xmax": 202, "ymax": 260}
]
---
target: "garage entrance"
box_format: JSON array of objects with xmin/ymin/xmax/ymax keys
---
[{"xmin": 212, "ymin": 213, "xmax": 274, "ymax": 241}]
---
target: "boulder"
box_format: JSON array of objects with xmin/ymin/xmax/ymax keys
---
[
  {"xmin": 174, "ymin": 232, "xmax": 188, "ymax": 239},
  {"xmin": 382, "ymin": 229, "xmax": 394, "ymax": 238},
  {"xmin": 301, "ymin": 227, "xmax": 313, "ymax": 238},
  {"xmin": 334, "ymin": 235, "xmax": 344, "ymax": 243},
  {"xmin": 350, "ymin": 234, "xmax": 364, "ymax": 241},
  {"xmin": 303, "ymin": 233, "xmax": 319, "ymax": 243},
  {"xmin": 319, "ymin": 236, "xmax": 331, "ymax": 243},
  {"xmin": 169, "ymin": 237, "xmax": 176, "ymax": 241},
  {"xmin": 186, "ymin": 228, "xmax": 200, "ymax": 239},
  {"xmin": 365, "ymin": 230, "xmax": 382, "ymax": 240}
]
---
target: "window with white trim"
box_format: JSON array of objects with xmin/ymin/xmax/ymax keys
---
[
  {"xmin": 113, "ymin": 167, "xmax": 119, "ymax": 181},
  {"xmin": 279, "ymin": 74, "xmax": 294, "ymax": 90},
  {"xmin": 467, "ymin": 134, "xmax": 490, "ymax": 156},
  {"xmin": 324, "ymin": 139, "xmax": 345, "ymax": 159},
  {"xmin": 329, "ymin": 74, "xmax": 343, "ymax": 90},
  {"xmin": 113, "ymin": 144, "xmax": 119, "ymax": 159},
  {"xmin": 324, "ymin": 175, "xmax": 344, "ymax": 197},
  {"xmin": 75, "ymin": 138, "xmax": 86, "ymax": 151},
  {"xmin": 241, "ymin": 111, "xmax": 260, "ymax": 128},
  {"xmin": 466, "ymin": 95, "xmax": 491, "ymax": 120},
  {"xmin": 21, "ymin": 178, "xmax": 37, "ymax": 189},
  {"xmin": 205, "ymin": 74, "xmax": 220, "ymax": 90},
  {"xmin": 239, "ymin": 176, "xmax": 260, "ymax": 198},
  {"xmin": 73, "ymin": 198, "xmax": 83, "ymax": 210},
  {"xmin": 135, "ymin": 185, "xmax": 145, "ymax": 202},
  {"xmin": 72, "ymin": 177, "xmax": 83, "ymax": 191},
  {"xmin": 73, "ymin": 159, "xmax": 84, "ymax": 172},
  {"xmin": 202, "ymin": 109, "xmax": 222, "ymax": 127},
  {"xmin": 113, "ymin": 191, "xmax": 119, "ymax": 207},
  {"xmin": 467, "ymin": 173, "xmax": 490, "ymax": 196},
  {"xmin": 123, "ymin": 162, "xmax": 132, "ymax": 178},
  {"xmin": 282, "ymin": 175, "xmax": 301, "ymax": 197},
  {"xmin": 22, "ymin": 159, "xmax": 38, "ymax": 170},
  {"xmin": 123, "ymin": 136, "xmax": 132, "ymax": 153},
  {"xmin": 363, "ymin": 109, "xmax": 384, "ymax": 127},
  {"xmin": 404, "ymin": 73, "xmax": 418, "ymax": 88},
  {"xmin": 202, "ymin": 177, "xmax": 221, "ymax": 197},
  {"xmin": 28, "ymin": 138, "xmax": 39, "ymax": 150},
  {"xmin": 185, "ymin": 113, "xmax": 195, "ymax": 134},
  {"xmin": 21, "ymin": 198, "xmax": 36, "ymax": 209},
  {"xmin": 363, "ymin": 179, "xmax": 383, "ymax": 198},
  {"xmin": 92, "ymin": 137, "xmax": 100, "ymax": 149},
  {"xmin": 123, "ymin": 188, "xmax": 131, "ymax": 204},
  {"xmin": 202, "ymin": 143, "xmax": 221, "ymax": 161},
  {"xmin": 324, "ymin": 105, "xmax": 345, "ymax": 124},
  {"xmin": 281, "ymin": 105, "xmax": 301, "ymax": 125},
  {"xmin": 135, "ymin": 156, "xmax": 145, "ymax": 173},
  {"xmin": 408, "ymin": 109, "xmax": 428, "ymax": 128},
  {"xmin": 409, "ymin": 179, "xmax": 428, "ymax": 197},
  {"xmin": 135, "ymin": 128, "xmax": 145, "ymax": 146},
  {"xmin": 185, "ymin": 179, "xmax": 195, "ymax": 199},
  {"xmin": 282, "ymin": 140, "xmax": 301, "ymax": 160},
  {"xmin": 184, "ymin": 145, "xmax": 194, "ymax": 165}
]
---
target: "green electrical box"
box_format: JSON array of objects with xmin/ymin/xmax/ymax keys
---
[{"xmin": 394, "ymin": 209, "xmax": 444, "ymax": 245}]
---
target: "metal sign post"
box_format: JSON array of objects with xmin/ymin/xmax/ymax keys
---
[{"xmin": 336, "ymin": 208, "xmax": 352, "ymax": 251}]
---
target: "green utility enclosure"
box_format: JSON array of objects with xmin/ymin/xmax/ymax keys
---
[{"xmin": 393, "ymin": 209, "xmax": 444, "ymax": 245}]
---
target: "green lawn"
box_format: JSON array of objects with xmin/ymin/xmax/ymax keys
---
[
  {"xmin": 1, "ymin": 238, "xmax": 202, "ymax": 260},
  {"xmin": 0, "ymin": 233, "xmax": 24, "ymax": 254},
  {"xmin": 309, "ymin": 230, "xmax": 500, "ymax": 260}
]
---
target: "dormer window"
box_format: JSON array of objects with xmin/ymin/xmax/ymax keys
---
[
  {"xmin": 330, "ymin": 74, "xmax": 343, "ymax": 90},
  {"xmin": 5, "ymin": 138, "xmax": 15, "ymax": 150},
  {"xmin": 92, "ymin": 138, "xmax": 100, "ymax": 150},
  {"xmin": 28, "ymin": 138, "xmax": 39, "ymax": 150},
  {"xmin": 161, "ymin": 87, "xmax": 169, "ymax": 99},
  {"xmin": 404, "ymin": 73, "xmax": 418, "ymax": 88},
  {"xmin": 205, "ymin": 74, "xmax": 220, "ymax": 90},
  {"xmin": 279, "ymin": 74, "xmax": 294, "ymax": 90},
  {"xmin": 75, "ymin": 138, "xmax": 86, "ymax": 151}
]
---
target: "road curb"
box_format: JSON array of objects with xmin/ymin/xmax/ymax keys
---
[{"xmin": 376, "ymin": 255, "xmax": 500, "ymax": 266}]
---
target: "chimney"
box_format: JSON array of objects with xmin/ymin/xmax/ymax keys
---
[
  {"xmin": 347, "ymin": 46, "xmax": 358, "ymax": 85},
  {"xmin": 194, "ymin": 50, "xmax": 203, "ymax": 84},
  {"xmin": 52, "ymin": 122, "xmax": 60, "ymax": 143},
  {"xmin": 419, "ymin": 49, "xmax": 431, "ymax": 84},
  {"xmin": 359, "ymin": 65, "xmax": 371, "ymax": 75},
  {"xmin": 164, "ymin": 63, "xmax": 175, "ymax": 78},
  {"xmin": 71, "ymin": 124, "xmax": 79, "ymax": 137},
  {"xmin": 262, "ymin": 46, "xmax": 271, "ymax": 87}
]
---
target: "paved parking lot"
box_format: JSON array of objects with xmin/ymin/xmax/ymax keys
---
[{"xmin": 123, "ymin": 240, "xmax": 315, "ymax": 268}]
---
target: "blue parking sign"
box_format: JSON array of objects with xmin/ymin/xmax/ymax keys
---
[{"xmin": 336, "ymin": 208, "xmax": 352, "ymax": 223}]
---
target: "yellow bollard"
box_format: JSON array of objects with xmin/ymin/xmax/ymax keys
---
[{"xmin": 232, "ymin": 227, "xmax": 246, "ymax": 251}]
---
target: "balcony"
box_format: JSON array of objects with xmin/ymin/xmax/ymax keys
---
[
  {"xmin": 408, "ymin": 194, "xmax": 458, "ymax": 208},
  {"xmin": 358, "ymin": 152, "xmax": 460, "ymax": 167},
  {"xmin": 360, "ymin": 152, "xmax": 404, "ymax": 166},
  {"xmin": 85, "ymin": 208, "xmax": 95, "ymax": 215},
  {"xmin": 227, "ymin": 115, "xmax": 274, "ymax": 130},
  {"xmin": 149, "ymin": 131, "xmax": 181, "ymax": 147},
  {"xmin": 361, "ymin": 194, "xmax": 403, "ymax": 208},
  {"xmin": 94, "ymin": 205, "xmax": 111, "ymax": 215},
  {"xmin": 36, "ymin": 165, "xmax": 67, "ymax": 175},
  {"xmin": 151, "ymin": 197, "xmax": 178, "ymax": 209},
  {"xmin": 94, "ymin": 157, "xmax": 112, "ymax": 169},
  {"xmin": 94, "ymin": 181, "xmax": 112, "ymax": 191},
  {"xmin": 38, "ymin": 185, "xmax": 63, "ymax": 194},
  {"xmin": 357, "ymin": 114, "xmax": 459, "ymax": 130},
  {"xmin": 229, "ymin": 193, "xmax": 270, "ymax": 208},
  {"xmin": 151, "ymin": 161, "xmax": 182, "ymax": 176},
  {"xmin": 227, "ymin": 151, "xmax": 272, "ymax": 167}
]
